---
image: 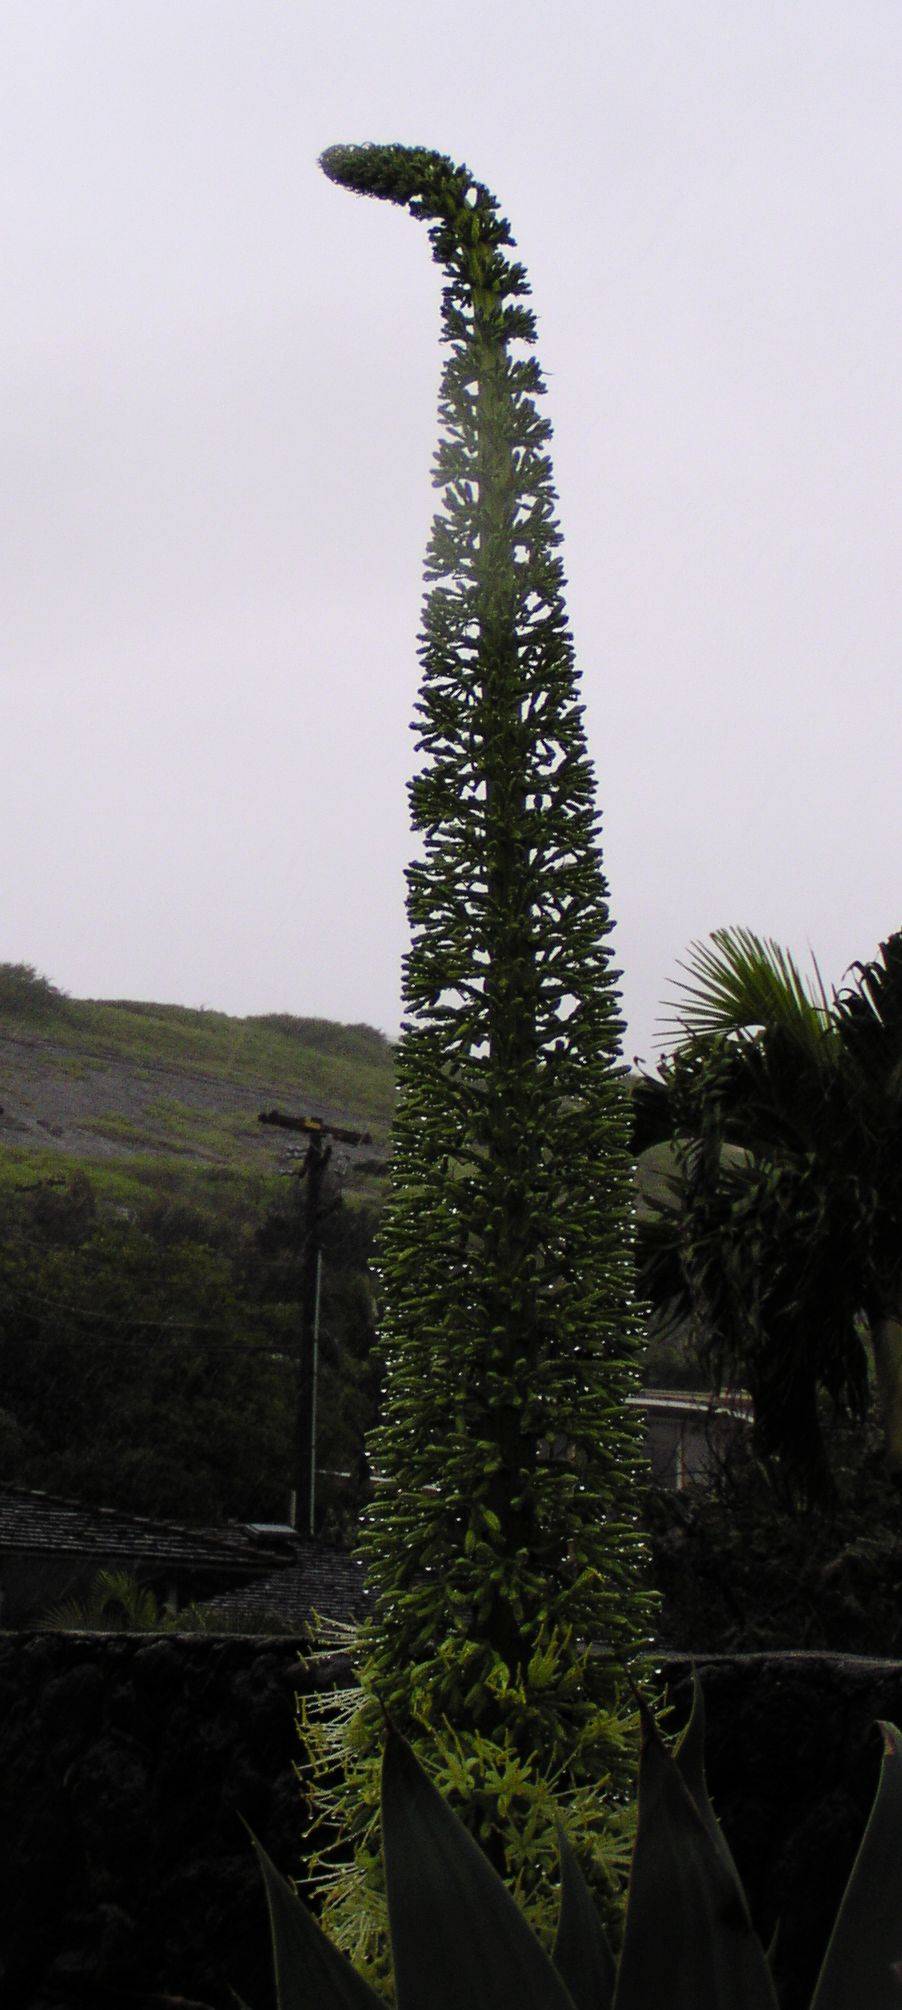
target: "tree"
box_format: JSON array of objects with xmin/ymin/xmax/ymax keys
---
[
  {"xmin": 0, "ymin": 1175, "xmax": 293, "ymax": 1522},
  {"xmin": 302, "ymin": 143, "xmax": 656, "ymax": 1974},
  {"xmin": 0, "ymin": 1168, "xmax": 380, "ymax": 1527},
  {"xmin": 633, "ymin": 927, "xmax": 902, "ymax": 1499}
]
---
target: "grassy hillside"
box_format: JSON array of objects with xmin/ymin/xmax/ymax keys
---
[
  {"xmin": 0, "ymin": 962, "xmax": 696, "ymax": 1370},
  {"xmin": 0, "ymin": 963, "xmax": 395, "ymax": 1220},
  {"xmin": 0, "ymin": 960, "xmax": 679, "ymax": 1221}
]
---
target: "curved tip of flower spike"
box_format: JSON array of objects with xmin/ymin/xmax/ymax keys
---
[{"xmin": 319, "ymin": 141, "xmax": 450, "ymax": 206}]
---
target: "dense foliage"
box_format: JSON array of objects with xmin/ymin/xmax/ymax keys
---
[
  {"xmin": 645, "ymin": 1416, "xmax": 902, "ymax": 1656},
  {"xmin": 633, "ymin": 928, "xmax": 902, "ymax": 1500},
  {"xmin": 303, "ymin": 141, "xmax": 655, "ymax": 1976},
  {"xmin": 0, "ymin": 1168, "xmax": 379, "ymax": 1530},
  {"xmin": 0, "ymin": 961, "xmax": 71, "ymax": 1020}
]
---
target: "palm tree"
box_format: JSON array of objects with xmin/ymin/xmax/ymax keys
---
[
  {"xmin": 633, "ymin": 927, "xmax": 902, "ymax": 1498},
  {"xmin": 38, "ymin": 1567, "xmax": 168, "ymax": 1631},
  {"xmin": 36, "ymin": 1566, "xmax": 295, "ymax": 1633}
]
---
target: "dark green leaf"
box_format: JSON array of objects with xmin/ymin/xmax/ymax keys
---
[
  {"xmin": 613, "ymin": 1701, "xmax": 778, "ymax": 2010},
  {"xmin": 809, "ymin": 1720, "xmax": 902, "ymax": 2010},
  {"xmin": 552, "ymin": 1822, "xmax": 616, "ymax": 2010},
  {"xmin": 247, "ymin": 1826, "xmax": 386, "ymax": 2010},
  {"xmin": 381, "ymin": 1729, "xmax": 577, "ymax": 2010},
  {"xmin": 673, "ymin": 1669, "xmax": 747, "ymax": 1899}
]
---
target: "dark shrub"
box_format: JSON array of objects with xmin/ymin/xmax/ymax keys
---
[{"xmin": 646, "ymin": 1416, "xmax": 902, "ymax": 1655}]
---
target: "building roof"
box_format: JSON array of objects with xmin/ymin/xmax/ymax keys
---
[
  {"xmin": 197, "ymin": 1538, "xmax": 369, "ymax": 1630},
  {"xmin": 0, "ymin": 1486, "xmax": 293, "ymax": 1578}
]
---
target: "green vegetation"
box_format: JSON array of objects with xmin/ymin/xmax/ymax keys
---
[
  {"xmin": 647, "ymin": 1417, "xmax": 902, "ymax": 1657},
  {"xmin": 634, "ymin": 928, "xmax": 902, "ymax": 1500},
  {"xmin": 0, "ymin": 961, "xmax": 395, "ymax": 1126},
  {"xmin": 0, "ymin": 1144, "xmax": 277, "ymax": 1225},
  {"xmin": 0, "ymin": 962, "xmax": 72, "ymax": 1020},
  {"xmin": 0, "ymin": 962, "xmax": 391, "ymax": 1541},
  {"xmin": 253, "ymin": 1678, "xmax": 902, "ymax": 2010},
  {"xmin": 36, "ymin": 1565, "xmax": 298, "ymax": 1634},
  {"xmin": 0, "ymin": 1165, "xmax": 380, "ymax": 1532},
  {"xmin": 0, "ymin": 960, "xmax": 395, "ymax": 1251},
  {"xmin": 303, "ymin": 142, "xmax": 655, "ymax": 1977}
]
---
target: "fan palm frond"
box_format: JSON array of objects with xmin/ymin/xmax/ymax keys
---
[
  {"xmin": 834, "ymin": 937, "xmax": 902, "ymax": 1073},
  {"xmin": 659, "ymin": 926, "xmax": 834, "ymax": 1058},
  {"xmin": 38, "ymin": 1567, "xmax": 165, "ymax": 1632}
]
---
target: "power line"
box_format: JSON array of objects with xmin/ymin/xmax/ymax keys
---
[{"xmin": 0, "ymin": 1276, "xmax": 296, "ymax": 1346}]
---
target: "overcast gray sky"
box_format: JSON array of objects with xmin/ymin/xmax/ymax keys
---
[{"xmin": 3, "ymin": 0, "xmax": 899, "ymax": 1065}]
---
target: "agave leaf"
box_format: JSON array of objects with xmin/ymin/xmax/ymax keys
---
[
  {"xmin": 552, "ymin": 1822, "xmax": 617, "ymax": 2010},
  {"xmin": 808, "ymin": 1719, "xmax": 902, "ymax": 2010},
  {"xmin": 674, "ymin": 1674, "xmax": 787, "ymax": 1982},
  {"xmin": 247, "ymin": 1827, "xmax": 385, "ymax": 2010},
  {"xmin": 673, "ymin": 1669, "xmax": 748, "ymax": 1900},
  {"xmin": 613, "ymin": 1700, "xmax": 779, "ymax": 2010},
  {"xmin": 381, "ymin": 1727, "xmax": 577, "ymax": 2010}
]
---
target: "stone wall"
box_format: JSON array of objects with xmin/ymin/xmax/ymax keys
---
[
  {"xmin": 0, "ymin": 1632, "xmax": 347, "ymax": 2010},
  {"xmin": 1, "ymin": 1634, "xmax": 901, "ymax": 2010}
]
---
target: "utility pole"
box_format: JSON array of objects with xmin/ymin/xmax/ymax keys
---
[
  {"xmin": 258, "ymin": 1109, "xmax": 374, "ymax": 1537},
  {"xmin": 293, "ymin": 1123, "xmax": 329, "ymax": 1539}
]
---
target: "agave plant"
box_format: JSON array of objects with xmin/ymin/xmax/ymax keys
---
[
  {"xmin": 305, "ymin": 133, "xmax": 655, "ymax": 1973},
  {"xmin": 245, "ymin": 1674, "xmax": 902, "ymax": 2010}
]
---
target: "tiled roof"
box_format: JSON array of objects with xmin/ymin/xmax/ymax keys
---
[
  {"xmin": 0, "ymin": 1486, "xmax": 292, "ymax": 1576},
  {"xmin": 197, "ymin": 1538, "xmax": 370, "ymax": 1629}
]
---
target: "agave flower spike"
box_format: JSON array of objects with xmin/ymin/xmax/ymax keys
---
[{"xmin": 306, "ymin": 135, "xmax": 655, "ymax": 1966}]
